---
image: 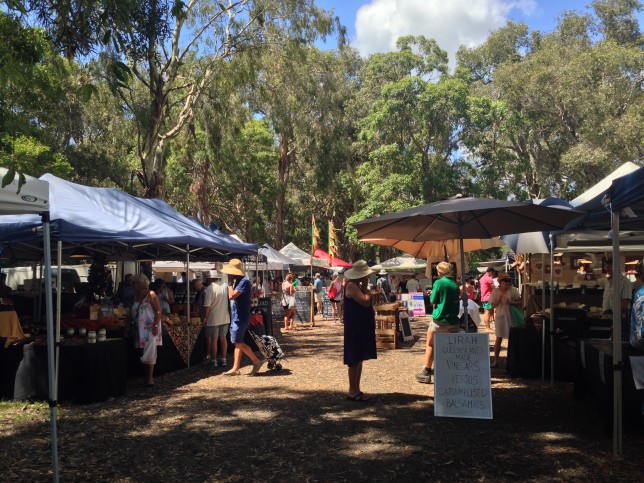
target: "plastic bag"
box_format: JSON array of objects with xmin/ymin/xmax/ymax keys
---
[{"xmin": 510, "ymin": 304, "xmax": 525, "ymax": 326}]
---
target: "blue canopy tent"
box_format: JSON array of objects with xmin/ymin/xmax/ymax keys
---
[{"xmin": 0, "ymin": 174, "xmax": 257, "ymax": 261}]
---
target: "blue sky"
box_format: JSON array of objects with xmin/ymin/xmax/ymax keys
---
[{"xmin": 315, "ymin": 1, "xmax": 644, "ymax": 63}]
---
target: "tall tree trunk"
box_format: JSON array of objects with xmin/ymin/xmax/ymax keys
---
[{"xmin": 274, "ymin": 132, "xmax": 293, "ymax": 248}]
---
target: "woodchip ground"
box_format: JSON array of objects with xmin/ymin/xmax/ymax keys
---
[{"xmin": 1, "ymin": 315, "xmax": 643, "ymax": 481}]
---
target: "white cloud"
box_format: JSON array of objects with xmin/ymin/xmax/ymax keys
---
[{"xmin": 353, "ymin": 0, "xmax": 537, "ymax": 66}]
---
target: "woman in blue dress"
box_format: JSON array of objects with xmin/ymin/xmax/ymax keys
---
[{"xmin": 343, "ymin": 260, "xmax": 377, "ymax": 402}]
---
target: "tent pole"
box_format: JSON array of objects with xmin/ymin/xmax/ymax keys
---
[
  {"xmin": 611, "ymin": 212, "xmax": 623, "ymax": 456},
  {"xmin": 41, "ymin": 213, "xmax": 60, "ymax": 482},
  {"xmin": 549, "ymin": 233, "xmax": 555, "ymax": 385},
  {"xmin": 458, "ymin": 222, "xmax": 468, "ymax": 332},
  {"xmin": 186, "ymin": 245, "xmax": 191, "ymax": 369},
  {"xmin": 55, "ymin": 242, "xmax": 62, "ymax": 400},
  {"xmin": 541, "ymin": 253, "xmax": 546, "ymax": 380}
]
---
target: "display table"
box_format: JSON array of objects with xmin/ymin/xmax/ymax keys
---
[
  {"xmin": 7, "ymin": 338, "xmax": 128, "ymax": 404},
  {"xmin": 507, "ymin": 321, "xmax": 577, "ymax": 381},
  {"xmin": 127, "ymin": 325, "xmax": 206, "ymax": 376},
  {"xmin": 574, "ymin": 339, "xmax": 643, "ymax": 436},
  {"xmin": 507, "ymin": 324, "xmax": 542, "ymax": 378},
  {"xmin": 0, "ymin": 343, "xmax": 24, "ymax": 398},
  {"xmin": 164, "ymin": 322, "xmax": 203, "ymax": 366}
]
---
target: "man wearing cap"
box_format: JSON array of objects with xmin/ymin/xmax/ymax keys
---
[
  {"xmin": 202, "ymin": 272, "xmax": 230, "ymax": 367},
  {"xmin": 416, "ymin": 261, "xmax": 460, "ymax": 384},
  {"xmin": 221, "ymin": 259, "xmax": 264, "ymax": 376},
  {"xmin": 313, "ymin": 272, "xmax": 324, "ymax": 319},
  {"xmin": 479, "ymin": 267, "xmax": 496, "ymax": 331}
]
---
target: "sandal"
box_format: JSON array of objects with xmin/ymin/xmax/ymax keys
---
[{"xmin": 346, "ymin": 392, "xmax": 371, "ymax": 402}]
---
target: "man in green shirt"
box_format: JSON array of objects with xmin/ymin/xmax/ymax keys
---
[{"xmin": 416, "ymin": 261, "xmax": 460, "ymax": 384}]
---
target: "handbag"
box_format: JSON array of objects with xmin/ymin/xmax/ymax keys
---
[
  {"xmin": 328, "ymin": 284, "xmax": 338, "ymax": 300},
  {"xmin": 509, "ymin": 304, "xmax": 525, "ymax": 326}
]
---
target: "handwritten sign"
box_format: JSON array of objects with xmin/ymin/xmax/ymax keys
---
[{"xmin": 434, "ymin": 333, "xmax": 492, "ymax": 419}]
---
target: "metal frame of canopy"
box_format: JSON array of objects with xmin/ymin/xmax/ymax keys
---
[{"xmin": 0, "ymin": 169, "xmax": 58, "ymax": 482}]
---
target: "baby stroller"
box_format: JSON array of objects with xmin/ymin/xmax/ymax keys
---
[{"xmin": 248, "ymin": 330, "xmax": 286, "ymax": 371}]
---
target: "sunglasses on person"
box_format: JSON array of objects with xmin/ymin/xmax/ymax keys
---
[{"xmin": 499, "ymin": 278, "xmax": 512, "ymax": 283}]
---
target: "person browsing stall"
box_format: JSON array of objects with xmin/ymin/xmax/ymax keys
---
[
  {"xmin": 202, "ymin": 272, "xmax": 230, "ymax": 367},
  {"xmin": 222, "ymin": 259, "xmax": 264, "ymax": 376},
  {"xmin": 329, "ymin": 273, "xmax": 343, "ymax": 323},
  {"xmin": 131, "ymin": 273, "xmax": 162, "ymax": 387},
  {"xmin": 489, "ymin": 272, "xmax": 521, "ymax": 368},
  {"xmin": 602, "ymin": 258, "xmax": 633, "ymax": 318},
  {"xmin": 406, "ymin": 274, "xmax": 420, "ymax": 293},
  {"xmin": 343, "ymin": 260, "xmax": 377, "ymax": 402},
  {"xmin": 416, "ymin": 262, "xmax": 460, "ymax": 384},
  {"xmin": 479, "ymin": 267, "xmax": 496, "ymax": 332},
  {"xmin": 314, "ymin": 272, "xmax": 324, "ymax": 317}
]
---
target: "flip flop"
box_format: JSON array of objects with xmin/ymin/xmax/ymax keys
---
[{"xmin": 346, "ymin": 392, "xmax": 371, "ymax": 402}]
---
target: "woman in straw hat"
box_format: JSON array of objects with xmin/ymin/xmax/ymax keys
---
[
  {"xmin": 343, "ymin": 260, "xmax": 377, "ymax": 402},
  {"xmin": 221, "ymin": 259, "xmax": 265, "ymax": 376}
]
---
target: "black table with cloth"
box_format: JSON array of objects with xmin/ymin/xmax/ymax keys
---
[
  {"xmin": 507, "ymin": 319, "xmax": 578, "ymax": 381},
  {"xmin": 5, "ymin": 338, "xmax": 127, "ymax": 403},
  {"xmin": 0, "ymin": 344, "xmax": 25, "ymax": 399},
  {"xmin": 574, "ymin": 339, "xmax": 643, "ymax": 436},
  {"xmin": 126, "ymin": 326, "xmax": 206, "ymax": 377}
]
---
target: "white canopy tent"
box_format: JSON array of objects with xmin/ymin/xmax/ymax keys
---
[{"xmin": 0, "ymin": 168, "xmax": 58, "ymax": 481}]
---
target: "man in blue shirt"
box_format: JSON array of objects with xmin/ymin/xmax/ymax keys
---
[
  {"xmin": 221, "ymin": 259, "xmax": 264, "ymax": 376},
  {"xmin": 314, "ymin": 273, "xmax": 324, "ymax": 318}
]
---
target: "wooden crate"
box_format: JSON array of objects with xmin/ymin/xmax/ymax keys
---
[
  {"xmin": 375, "ymin": 314, "xmax": 398, "ymax": 349},
  {"xmin": 374, "ymin": 303, "xmax": 406, "ymax": 350}
]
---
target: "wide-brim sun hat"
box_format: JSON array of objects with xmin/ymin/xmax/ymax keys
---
[
  {"xmin": 344, "ymin": 260, "xmax": 374, "ymax": 280},
  {"xmin": 221, "ymin": 259, "xmax": 245, "ymax": 276},
  {"xmin": 377, "ymin": 270, "xmax": 387, "ymax": 276}
]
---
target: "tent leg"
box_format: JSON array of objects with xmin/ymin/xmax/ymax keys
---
[
  {"xmin": 55, "ymin": 242, "xmax": 62, "ymax": 400},
  {"xmin": 541, "ymin": 253, "xmax": 546, "ymax": 380},
  {"xmin": 549, "ymin": 233, "xmax": 555, "ymax": 385},
  {"xmin": 186, "ymin": 246, "xmax": 191, "ymax": 369},
  {"xmin": 611, "ymin": 212, "xmax": 623, "ymax": 456},
  {"xmin": 42, "ymin": 214, "xmax": 60, "ymax": 482}
]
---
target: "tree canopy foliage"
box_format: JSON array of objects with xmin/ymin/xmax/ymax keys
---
[{"xmin": 1, "ymin": 0, "xmax": 643, "ymax": 263}]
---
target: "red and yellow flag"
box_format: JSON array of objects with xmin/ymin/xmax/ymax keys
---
[
  {"xmin": 328, "ymin": 220, "xmax": 338, "ymax": 265},
  {"xmin": 311, "ymin": 215, "xmax": 320, "ymax": 253}
]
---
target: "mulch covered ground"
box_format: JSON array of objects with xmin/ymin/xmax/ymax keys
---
[{"xmin": 1, "ymin": 316, "xmax": 643, "ymax": 482}]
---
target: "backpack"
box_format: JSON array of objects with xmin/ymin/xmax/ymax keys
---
[{"xmin": 328, "ymin": 284, "xmax": 338, "ymax": 299}]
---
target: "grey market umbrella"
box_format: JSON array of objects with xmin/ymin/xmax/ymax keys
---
[{"xmin": 355, "ymin": 197, "xmax": 584, "ymax": 331}]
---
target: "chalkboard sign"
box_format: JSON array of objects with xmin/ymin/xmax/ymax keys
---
[
  {"xmin": 322, "ymin": 293, "xmax": 332, "ymax": 318},
  {"xmin": 270, "ymin": 295, "xmax": 284, "ymax": 322},
  {"xmin": 434, "ymin": 333, "xmax": 493, "ymax": 420},
  {"xmin": 294, "ymin": 287, "xmax": 313, "ymax": 325},
  {"xmin": 398, "ymin": 311, "xmax": 413, "ymax": 342},
  {"xmin": 258, "ymin": 297, "xmax": 273, "ymax": 336}
]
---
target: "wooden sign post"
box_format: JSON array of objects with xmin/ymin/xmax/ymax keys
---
[{"xmin": 434, "ymin": 332, "xmax": 493, "ymax": 419}]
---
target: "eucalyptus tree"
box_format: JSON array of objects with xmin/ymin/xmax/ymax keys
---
[
  {"xmin": 94, "ymin": 0, "xmax": 338, "ymax": 198},
  {"xmin": 247, "ymin": 43, "xmax": 360, "ymax": 248},
  {"xmin": 0, "ymin": 12, "xmax": 77, "ymax": 181},
  {"xmin": 458, "ymin": 0, "xmax": 644, "ymax": 199}
]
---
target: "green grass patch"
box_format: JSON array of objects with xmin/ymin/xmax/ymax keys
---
[{"xmin": 0, "ymin": 400, "xmax": 50, "ymax": 427}]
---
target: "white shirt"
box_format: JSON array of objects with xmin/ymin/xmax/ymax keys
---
[
  {"xmin": 602, "ymin": 275, "xmax": 632, "ymax": 313},
  {"xmin": 203, "ymin": 282, "xmax": 230, "ymax": 326},
  {"xmin": 406, "ymin": 278, "xmax": 420, "ymax": 293}
]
